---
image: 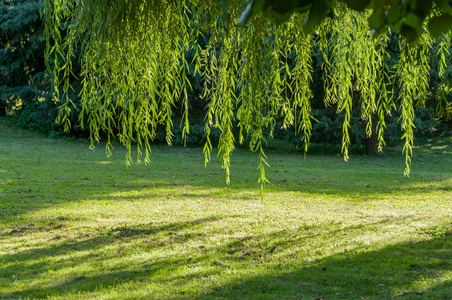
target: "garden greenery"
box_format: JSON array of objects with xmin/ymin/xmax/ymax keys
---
[
  {"xmin": 42, "ymin": 0, "xmax": 452, "ymax": 195},
  {"xmin": 0, "ymin": 0, "xmax": 46, "ymax": 115}
]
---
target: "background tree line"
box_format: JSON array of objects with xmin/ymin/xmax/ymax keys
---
[{"xmin": 1, "ymin": 0, "xmax": 451, "ymax": 153}]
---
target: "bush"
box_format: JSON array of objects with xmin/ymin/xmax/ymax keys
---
[{"xmin": 0, "ymin": 0, "xmax": 46, "ymax": 114}]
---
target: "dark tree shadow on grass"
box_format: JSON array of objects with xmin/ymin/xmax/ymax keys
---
[
  {"xmin": 198, "ymin": 235, "xmax": 452, "ymax": 300},
  {"xmin": 202, "ymin": 229, "xmax": 452, "ymax": 300},
  {"xmin": 1, "ymin": 216, "xmax": 451, "ymax": 299}
]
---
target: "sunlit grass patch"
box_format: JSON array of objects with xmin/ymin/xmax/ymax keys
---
[{"xmin": 0, "ymin": 117, "xmax": 451, "ymax": 299}]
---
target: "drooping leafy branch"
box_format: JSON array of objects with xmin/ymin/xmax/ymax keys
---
[{"xmin": 41, "ymin": 0, "xmax": 451, "ymax": 196}]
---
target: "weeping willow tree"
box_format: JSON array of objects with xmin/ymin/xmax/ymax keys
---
[{"xmin": 42, "ymin": 0, "xmax": 452, "ymax": 195}]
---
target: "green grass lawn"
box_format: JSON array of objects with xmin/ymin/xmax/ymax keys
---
[{"xmin": 1, "ymin": 117, "xmax": 451, "ymax": 300}]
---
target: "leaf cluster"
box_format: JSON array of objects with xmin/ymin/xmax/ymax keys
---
[
  {"xmin": 41, "ymin": 0, "xmax": 452, "ymax": 195},
  {"xmin": 241, "ymin": 0, "xmax": 452, "ymax": 43}
]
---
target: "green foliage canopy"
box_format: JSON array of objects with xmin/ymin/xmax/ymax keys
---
[
  {"xmin": 240, "ymin": 0, "xmax": 452, "ymax": 42},
  {"xmin": 42, "ymin": 0, "xmax": 452, "ymax": 194}
]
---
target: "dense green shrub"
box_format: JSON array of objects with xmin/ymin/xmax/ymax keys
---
[
  {"xmin": 276, "ymin": 108, "xmax": 444, "ymax": 154},
  {"xmin": 1, "ymin": 1, "xmax": 448, "ymax": 148},
  {"xmin": 15, "ymin": 89, "xmax": 84, "ymax": 137},
  {"xmin": 0, "ymin": 0, "xmax": 85, "ymax": 137},
  {"xmin": 0, "ymin": 0, "xmax": 47, "ymax": 115}
]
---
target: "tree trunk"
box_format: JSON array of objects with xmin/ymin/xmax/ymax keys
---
[
  {"xmin": 365, "ymin": 115, "xmax": 379, "ymax": 155},
  {"xmin": 365, "ymin": 132, "xmax": 379, "ymax": 155}
]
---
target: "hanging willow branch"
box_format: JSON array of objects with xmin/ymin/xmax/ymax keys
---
[
  {"xmin": 395, "ymin": 33, "xmax": 432, "ymax": 176},
  {"xmin": 42, "ymin": 0, "xmax": 449, "ymax": 194}
]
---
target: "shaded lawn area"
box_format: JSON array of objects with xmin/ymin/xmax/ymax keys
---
[{"xmin": 0, "ymin": 117, "xmax": 451, "ymax": 299}]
